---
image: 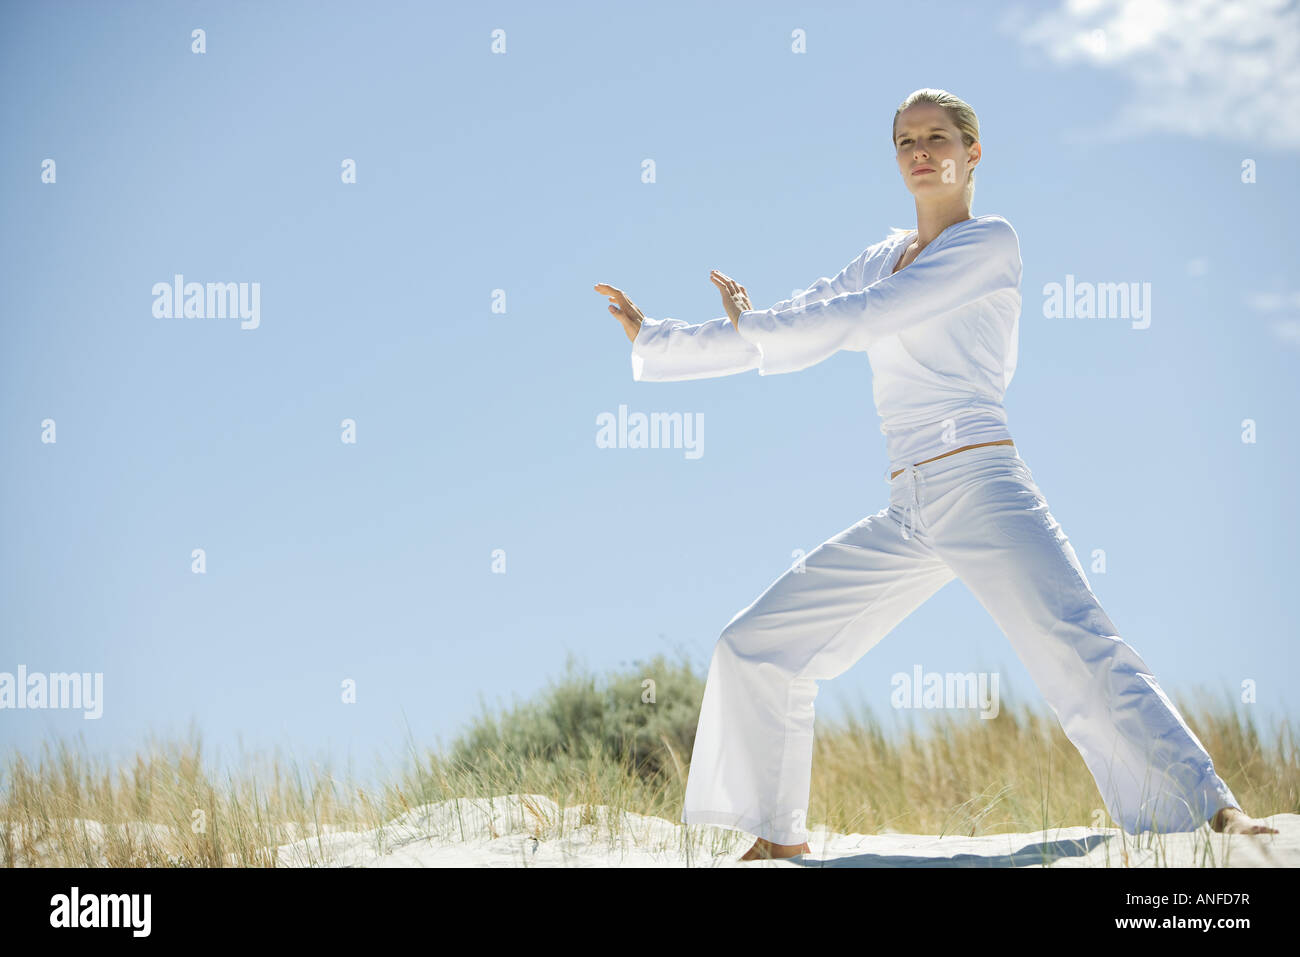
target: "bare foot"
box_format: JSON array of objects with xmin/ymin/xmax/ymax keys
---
[
  {"xmin": 1210, "ymin": 806, "xmax": 1278, "ymax": 835},
  {"xmin": 739, "ymin": 837, "xmax": 811, "ymax": 861}
]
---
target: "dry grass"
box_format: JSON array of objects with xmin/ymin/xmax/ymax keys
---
[
  {"xmin": 812, "ymin": 686, "xmax": 1297, "ymax": 840},
  {"xmin": 2, "ymin": 656, "xmax": 1294, "ymax": 866}
]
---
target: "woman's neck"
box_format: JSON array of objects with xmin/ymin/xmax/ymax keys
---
[{"xmin": 912, "ymin": 199, "xmax": 973, "ymax": 248}]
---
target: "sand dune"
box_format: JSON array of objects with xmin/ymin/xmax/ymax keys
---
[{"xmin": 271, "ymin": 794, "xmax": 1299, "ymax": 867}]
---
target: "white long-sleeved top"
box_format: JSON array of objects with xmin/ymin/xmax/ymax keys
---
[{"xmin": 629, "ymin": 214, "xmax": 1022, "ymax": 480}]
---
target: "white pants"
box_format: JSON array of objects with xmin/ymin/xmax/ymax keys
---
[{"xmin": 681, "ymin": 443, "xmax": 1238, "ymax": 842}]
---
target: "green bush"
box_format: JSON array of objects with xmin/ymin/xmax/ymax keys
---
[{"xmin": 443, "ymin": 651, "xmax": 705, "ymax": 783}]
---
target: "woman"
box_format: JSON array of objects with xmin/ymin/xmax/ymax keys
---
[{"xmin": 594, "ymin": 88, "xmax": 1276, "ymax": 861}]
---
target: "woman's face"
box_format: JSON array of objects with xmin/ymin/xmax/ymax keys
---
[{"xmin": 893, "ymin": 103, "xmax": 979, "ymax": 199}]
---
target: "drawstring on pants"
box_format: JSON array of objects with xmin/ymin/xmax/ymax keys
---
[{"xmin": 899, "ymin": 464, "xmax": 926, "ymax": 541}]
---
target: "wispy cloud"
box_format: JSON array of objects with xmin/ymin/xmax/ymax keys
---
[
  {"xmin": 1245, "ymin": 291, "xmax": 1300, "ymax": 312},
  {"xmin": 1002, "ymin": 0, "xmax": 1300, "ymax": 150},
  {"xmin": 1270, "ymin": 319, "xmax": 1300, "ymax": 346},
  {"xmin": 1243, "ymin": 290, "xmax": 1300, "ymax": 347}
]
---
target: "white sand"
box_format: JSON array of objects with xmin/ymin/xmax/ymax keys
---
[{"xmin": 271, "ymin": 794, "xmax": 1299, "ymax": 867}]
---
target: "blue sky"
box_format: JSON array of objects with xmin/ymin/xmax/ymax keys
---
[{"xmin": 2, "ymin": 0, "xmax": 1297, "ymax": 789}]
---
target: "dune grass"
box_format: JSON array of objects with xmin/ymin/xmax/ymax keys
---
[{"xmin": 2, "ymin": 652, "xmax": 1294, "ymax": 866}]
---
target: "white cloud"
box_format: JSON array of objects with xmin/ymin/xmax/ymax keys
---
[
  {"xmin": 1270, "ymin": 319, "xmax": 1300, "ymax": 346},
  {"xmin": 1242, "ymin": 291, "xmax": 1300, "ymax": 347},
  {"xmin": 1245, "ymin": 291, "xmax": 1300, "ymax": 311},
  {"xmin": 1003, "ymin": 0, "xmax": 1300, "ymax": 150}
]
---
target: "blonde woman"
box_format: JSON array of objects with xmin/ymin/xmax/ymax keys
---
[{"xmin": 594, "ymin": 88, "xmax": 1276, "ymax": 861}]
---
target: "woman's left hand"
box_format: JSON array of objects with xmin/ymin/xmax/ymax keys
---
[{"xmin": 710, "ymin": 270, "xmax": 752, "ymax": 330}]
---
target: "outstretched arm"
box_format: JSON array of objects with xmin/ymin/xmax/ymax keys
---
[
  {"xmin": 764, "ymin": 247, "xmax": 869, "ymax": 315},
  {"xmin": 595, "ymin": 279, "xmax": 761, "ymax": 381},
  {"xmin": 630, "ymin": 315, "xmax": 761, "ymax": 381},
  {"xmin": 628, "ymin": 247, "xmax": 870, "ymax": 382},
  {"xmin": 735, "ymin": 218, "xmax": 1021, "ymax": 376}
]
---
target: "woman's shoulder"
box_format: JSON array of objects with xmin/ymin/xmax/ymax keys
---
[
  {"xmin": 972, "ymin": 213, "xmax": 1015, "ymax": 231},
  {"xmin": 952, "ymin": 215, "xmax": 1020, "ymax": 257},
  {"xmin": 863, "ymin": 214, "xmax": 1018, "ymax": 265},
  {"xmin": 878, "ymin": 214, "xmax": 1016, "ymax": 242}
]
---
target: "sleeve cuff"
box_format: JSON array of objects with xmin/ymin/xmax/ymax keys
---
[
  {"xmin": 629, "ymin": 317, "xmax": 661, "ymax": 381},
  {"xmin": 734, "ymin": 310, "xmax": 769, "ymax": 374}
]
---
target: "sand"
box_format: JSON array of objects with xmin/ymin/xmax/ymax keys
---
[{"xmin": 270, "ymin": 794, "xmax": 1299, "ymax": 867}]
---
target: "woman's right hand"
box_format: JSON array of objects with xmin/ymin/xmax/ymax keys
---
[
  {"xmin": 594, "ymin": 283, "xmax": 645, "ymax": 343},
  {"xmin": 710, "ymin": 270, "xmax": 752, "ymax": 331}
]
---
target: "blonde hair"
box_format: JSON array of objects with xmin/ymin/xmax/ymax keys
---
[{"xmin": 888, "ymin": 88, "xmax": 980, "ymax": 239}]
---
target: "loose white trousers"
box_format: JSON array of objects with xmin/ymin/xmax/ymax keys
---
[{"xmin": 681, "ymin": 444, "xmax": 1237, "ymax": 843}]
